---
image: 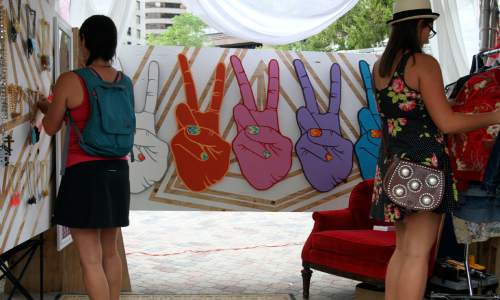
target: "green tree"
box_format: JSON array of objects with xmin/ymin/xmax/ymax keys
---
[
  {"xmin": 146, "ymin": 13, "xmax": 208, "ymax": 47},
  {"xmin": 278, "ymin": 0, "xmax": 394, "ymax": 51}
]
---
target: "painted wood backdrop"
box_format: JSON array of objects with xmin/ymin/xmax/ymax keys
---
[{"xmin": 118, "ymin": 46, "xmax": 378, "ymax": 212}]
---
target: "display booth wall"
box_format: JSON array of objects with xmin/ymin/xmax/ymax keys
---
[
  {"xmin": 118, "ymin": 46, "xmax": 378, "ymax": 212},
  {"xmin": 0, "ymin": 0, "xmax": 55, "ymax": 256}
]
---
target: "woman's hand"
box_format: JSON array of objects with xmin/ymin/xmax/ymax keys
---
[{"xmin": 37, "ymin": 97, "xmax": 50, "ymax": 114}]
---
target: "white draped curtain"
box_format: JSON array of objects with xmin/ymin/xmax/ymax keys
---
[
  {"xmin": 430, "ymin": 0, "xmax": 480, "ymax": 84},
  {"xmin": 68, "ymin": 0, "xmax": 134, "ymax": 45},
  {"xmin": 62, "ymin": 0, "xmax": 479, "ymax": 84},
  {"xmin": 181, "ymin": 0, "xmax": 360, "ymax": 45}
]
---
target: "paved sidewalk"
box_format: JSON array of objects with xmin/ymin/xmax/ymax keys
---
[{"xmin": 123, "ymin": 211, "xmax": 358, "ymax": 300}]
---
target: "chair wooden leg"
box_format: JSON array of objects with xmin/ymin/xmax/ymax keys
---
[{"xmin": 302, "ymin": 264, "xmax": 313, "ymax": 299}]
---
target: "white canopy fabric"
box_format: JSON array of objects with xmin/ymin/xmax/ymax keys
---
[
  {"xmin": 68, "ymin": 0, "xmax": 134, "ymax": 45},
  {"xmin": 181, "ymin": 0, "xmax": 360, "ymax": 45},
  {"xmin": 430, "ymin": 0, "xmax": 480, "ymax": 84}
]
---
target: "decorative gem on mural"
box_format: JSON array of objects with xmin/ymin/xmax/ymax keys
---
[
  {"xmin": 354, "ymin": 60, "xmax": 382, "ymax": 180},
  {"xmin": 230, "ymin": 55, "xmax": 293, "ymax": 190},
  {"xmin": 171, "ymin": 54, "xmax": 231, "ymax": 192},
  {"xmin": 129, "ymin": 60, "xmax": 170, "ymax": 194},
  {"xmin": 293, "ymin": 59, "xmax": 353, "ymax": 192}
]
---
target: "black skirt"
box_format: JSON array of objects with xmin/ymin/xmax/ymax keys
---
[{"xmin": 54, "ymin": 160, "xmax": 130, "ymax": 228}]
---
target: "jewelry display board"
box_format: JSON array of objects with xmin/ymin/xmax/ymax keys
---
[{"xmin": 0, "ymin": 0, "xmax": 55, "ymax": 256}]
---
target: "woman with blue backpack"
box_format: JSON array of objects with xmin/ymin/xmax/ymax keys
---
[{"xmin": 38, "ymin": 15, "xmax": 135, "ymax": 300}]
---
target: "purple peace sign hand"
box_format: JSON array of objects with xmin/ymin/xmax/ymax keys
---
[
  {"xmin": 230, "ymin": 55, "xmax": 293, "ymax": 190},
  {"xmin": 293, "ymin": 59, "xmax": 354, "ymax": 192}
]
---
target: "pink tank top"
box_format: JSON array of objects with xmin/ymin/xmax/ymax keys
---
[{"xmin": 66, "ymin": 73, "xmax": 128, "ymax": 168}]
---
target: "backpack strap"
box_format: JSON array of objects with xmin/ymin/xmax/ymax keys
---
[
  {"xmin": 121, "ymin": 74, "xmax": 136, "ymax": 162},
  {"xmin": 60, "ymin": 69, "xmax": 96, "ymax": 175},
  {"xmin": 73, "ymin": 68, "xmax": 101, "ymax": 100}
]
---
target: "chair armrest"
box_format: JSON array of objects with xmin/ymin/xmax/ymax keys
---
[{"xmin": 312, "ymin": 209, "xmax": 356, "ymax": 232}]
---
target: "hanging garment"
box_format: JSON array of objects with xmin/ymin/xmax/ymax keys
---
[
  {"xmin": 453, "ymin": 137, "xmax": 500, "ymax": 244},
  {"xmin": 448, "ymin": 67, "xmax": 500, "ymax": 191}
]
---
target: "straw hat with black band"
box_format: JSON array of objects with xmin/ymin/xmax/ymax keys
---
[{"xmin": 387, "ymin": 0, "xmax": 440, "ymax": 25}]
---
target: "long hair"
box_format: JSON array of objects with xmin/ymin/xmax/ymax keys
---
[{"xmin": 379, "ymin": 18, "xmax": 433, "ymax": 77}]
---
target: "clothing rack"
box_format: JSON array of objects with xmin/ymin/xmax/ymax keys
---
[
  {"xmin": 430, "ymin": 244, "xmax": 500, "ymax": 299},
  {"xmin": 479, "ymin": 48, "xmax": 500, "ymax": 57}
]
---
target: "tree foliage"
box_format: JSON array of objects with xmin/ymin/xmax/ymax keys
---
[
  {"xmin": 146, "ymin": 13, "xmax": 207, "ymax": 47},
  {"xmin": 277, "ymin": 0, "xmax": 394, "ymax": 51}
]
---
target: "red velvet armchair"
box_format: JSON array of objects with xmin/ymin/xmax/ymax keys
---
[
  {"xmin": 301, "ymin": 179, "xmax": 395, "ymax": 298},
  {"xmin": 301, "ymin": 179, "xmax": 439, "ymax": 298}
]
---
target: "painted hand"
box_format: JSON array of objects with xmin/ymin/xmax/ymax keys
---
[
  {"xmin": 171, "ymin": 54, "xmax": 231, "ymax": 192},
  {"xmin": 354, "ymin": 60, "xmax": 382, "ymax": 180},
  {"xmin": 129, "ymin": 61, "xmax": 169, "ymax": 194},
  {"xmin": 293, "ymin": 59, "xmax": 353, "ymax": 192},
  {"xmin": 230, "ymin": 55, "xmax": 293, "ymax": 190}
]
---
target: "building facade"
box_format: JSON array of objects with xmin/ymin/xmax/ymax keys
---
[
  {"xmin": 124, "ymin": 0, "xmax": 257, "ymax": 47},
  {"xmin": 144, "ymin": 0, "xmax": 187, "ymax": 36},
  {"xmin": 125, "ymin": 0, "xmax": 146, "ymax": 45}
]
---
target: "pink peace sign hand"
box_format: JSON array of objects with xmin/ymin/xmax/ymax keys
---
[{"xmin": 230, "ymin": 55, "xmax": 293, "ymax": 190}]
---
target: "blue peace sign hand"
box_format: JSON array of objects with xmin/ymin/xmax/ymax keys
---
[{"xmin": 354, "ymin": 60, "xmax": 382, "ymax": 180}]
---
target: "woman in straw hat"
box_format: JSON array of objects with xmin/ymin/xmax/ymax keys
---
[{"xmin": 370, "ymin": 0, "xmax": 500, "ymax": 299}]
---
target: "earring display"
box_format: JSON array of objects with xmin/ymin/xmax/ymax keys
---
[{"xmin": 40, "ymin": 19, "xmax": 50, "ymax": 71}]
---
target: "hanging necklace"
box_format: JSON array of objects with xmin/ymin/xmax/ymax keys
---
[
  {"xmin": 1, "ymin": 7, "xmax": 9, "ymax": 122},
  {"xmin": 25, "ymin": 4, "xmax": 37, "ymax": 57},
  {"xmin": 0, "ymin": 8, "xmax": 10, "ymax": 168},
  {"xmin": 41, "ymin": 160, "xmax": 48, "ymax": 198},
  {"xmin": 9, "ymin": 0, "xmax": 20, "ymax": 42},
  {"xmin": 40, "ymin": 19, "xmax": 50, "ymax": 71},
  {"xmin": 7, "ymin": 84, "xmax": 23, "ymax": 118},
  {"xmin": 25, "ymin": 88, "xmax": 40, "ymax": 144},
  {"xmin": 27, "ymin": 161, "xmax": 36, "ymax": 205}
]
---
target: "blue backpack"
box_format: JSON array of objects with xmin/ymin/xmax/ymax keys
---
[{"xmin": 61, "ymin": 68, "xmax": 136, "ymax": 173}]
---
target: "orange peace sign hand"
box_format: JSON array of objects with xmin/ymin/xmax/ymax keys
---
[
  {"xmin": 171, "ymin": 54, "xmax": 231, "ymax": 192},
  {"xmin": 177, "ymin": 53, "xmax": 225, "ymax": 132}
]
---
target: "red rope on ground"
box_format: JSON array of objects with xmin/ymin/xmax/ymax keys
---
[{"xmin": 125, "ymin": 242, "xmax": 303, "ymax": 257}]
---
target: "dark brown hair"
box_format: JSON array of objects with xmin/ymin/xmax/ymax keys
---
[
  {"xmin": 79, "ymin": 15, "xmax": 117, "ymax": 66},
  {"xmin": 379, "ymin": 18, "xmax": 433, "ymax": 77}
]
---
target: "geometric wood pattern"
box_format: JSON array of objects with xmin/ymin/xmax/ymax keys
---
[{"xmin": 0, "ymin": 0, "xmax": 54, "ymax": 255}]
